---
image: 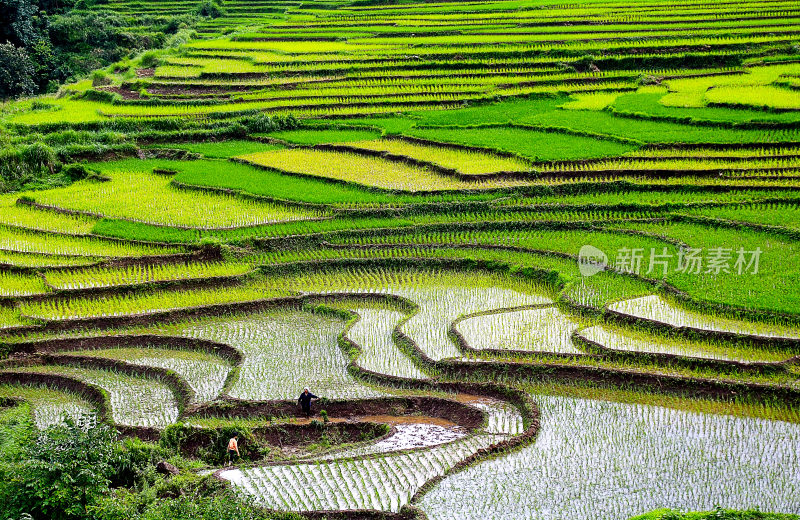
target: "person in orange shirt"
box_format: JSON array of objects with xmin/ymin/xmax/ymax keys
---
[{"xmin": 227, "ymin": 434, "xmax": 240, "ymax": 463}]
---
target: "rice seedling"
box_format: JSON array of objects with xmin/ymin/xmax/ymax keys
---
[
  {"xmin": 0, "ymin": 194, "xmax": 97, "ymax": 234},
  {"xmin": 45, "ymin": 260, "xmax": 254, "ymax": 290},
  {"xmin": 0, "ymin": 384, "xmax": 94, "ymax": 429},
  {"xmin": 266, "ymin": 129, "xmax": 382, "ymax": 144},
  {"xmin": 64, "ymin": 347, "xmax": 232, "ymax": 402},
  {"xmin": 682, "ymin": 204, "xmax": 800, "ymax": 232},
  {"xmin": 456, "ymin": 306, "xmax": 585, "ymax": 355},
  {"xmin": 11, "ymin": 365, "xmax": 179, "ymax": 428},
  {"xmin": 151, "ymin": 140, "xmax": 282, "ymax": 158},
  {"xmin": 705, "ymin": 86, "xmax": 800, "ymax": 111},
  {"xmin": 0, "ymin": 250, "xmax": 99, "ymax": 268},
  {"xmin": 237, "ymin": 149, "xmax": 530, "ymax": 192},
  {"xmin": 605, "ymin": 221, "xmax": 800, "ymax": 315},
  {"xmin": 222, "ymin": 433, "xmax": 499, "ymax": 512},
  {"xmin": 19, "ymin": 283, "xmax": 291, "ymax": 321},
  {"xmin": 0, "ymin": 225, "xmax": 182, "ymax": 258},
  {"xmin": 343, "ymin": 306, "xmax": 428, "ymax": 380},
  {"xmin": 578, "ymin": 325, "xmax": 795, "ymax": 363},
  {"xmin": 0, "ymin": 271, "xmax": 50, "ymax": 297},
  {"xmin": 418, "ymin": 395, "xmax": 800, "ymax": 520},
  {"xmin": 0, "ymin": 306, "xmax": 31, "ymax": 330},
  {"xmin": 340, "ymin": 138, "xmax": 533, "ymax": 175},
  {"xmin": 30, "ymin": 170, "xmax": 324, "ymax": 229},
  {"xmin": 403, "ymin": 127, "xmax": 637, "ymax": 163},
  {"xmin": 608, "ymin": 295, "xmax": 800, "ymax": 339},
  {"xmin": 158, "ymin": 310, "xmax": 384, "ymax": 400},
  {"xmin": 270, "ymin": 268, "xmax": 552, "ymax": 361}
]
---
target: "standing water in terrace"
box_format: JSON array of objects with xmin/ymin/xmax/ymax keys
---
[
  {"xmin": 418, "ymin": 395, "xmax": 800, "ymax": 519},
  {"xmin": 279, "ymin": 268, "xmax": 553, "ymax": 360}
]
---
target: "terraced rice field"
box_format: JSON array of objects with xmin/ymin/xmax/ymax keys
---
[{"xmin": 2, "ymin": 0, "xmax": 800, "ymax": 517}]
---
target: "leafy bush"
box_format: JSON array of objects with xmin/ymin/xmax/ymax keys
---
[
  {"xmin": 0, "ymin": 414, "xmax": 121, "ymax": 519},
  {"xmin": 0, "ymin": 42, "xmax": 35, "ymax": 99},
  {"xmin": 195, "ymin": 0, "xmax": 225, "ymax": 18}
]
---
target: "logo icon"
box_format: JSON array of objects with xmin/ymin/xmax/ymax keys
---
[{"xmin": 578, "ymin": 245, "xmax": 607, "ymax": 277}]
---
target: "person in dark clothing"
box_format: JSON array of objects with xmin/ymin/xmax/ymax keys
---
[{"xmin": 298, "ymin": 387, "xmax": 319, "ymax": 418}]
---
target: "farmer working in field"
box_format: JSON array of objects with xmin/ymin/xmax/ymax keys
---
[
  {"xmin": 227, "ymin": 434, "xmax": 240, "ymax": 463},
  {"xmin": 298, "ymin": 387, "xmax": 319, "ymax": 418}
]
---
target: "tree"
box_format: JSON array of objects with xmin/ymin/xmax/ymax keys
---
[
  {"xmin": 0, "ymin": 42, "xmax": 35, "ymax": 99},
  {"xmin": 0, "ymin": 414, "xmax": 122, "ymax": 520}
]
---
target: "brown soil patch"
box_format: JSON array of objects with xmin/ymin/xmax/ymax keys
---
[{"xmin": 356, "ymin": 414, "xmax": 458, "ymax": 428}]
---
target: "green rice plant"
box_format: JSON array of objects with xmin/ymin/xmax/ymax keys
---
[
  {"xmin": 45, "ymin": 260, "xmax": 254, "ymax": 290},
  {"xmin": 542, "ymin": 157, "xmax": 800, "ymax": 174},
  {"xmin": 0, "ymin": 271, "xmax": 50, "ymax": 297},
  {"xmin": 222, "ymin": 433, "xmax": 499, "ymax": 512},
  {"xmin": 12, "ymin": 365, "xmax": 179, "ymax": 428},
  {"xmin": 327, "ymin": 227, "xmax": 681, "ymax": 270},
  {"xmin": 0, "ymin": 307, "xmax": 32, "ymax": 330},
  {"xmin": 681, "ymin": 204, "xmax": 800, "ymax": 231},
  {"xmin": 0, "ymin": 384, "xmax": 94, "ymax": 429},
  {"xmin": 264, "ymin": 267, "xmax": 552, "ymax": 361},
  {"xmin": 0, "ymin": 194, "xmax": 97, "ymax": 234},
  {"xmin": 403, "ymin": 127, "xmax": 637, "ymax": 163},
  {"xmin": 0, "ymin": 225, "xmax": 182, "ymax": 258},
  {"xmin": 340, "ymin": 305, "xmax": 427, "ymax": 379},
  {"xmin": 418, "ymin": 394, "xmax": 800, "ymax": 519},
  {"xmin": 19, "ymin": 282, "xmax": 291, "ymax": 321},
  {"xmin": 705, "ymin": 85, "xmax": 800, "ymax": 110},
  {"xmin": 0, "ymin": 250, "xmax": 99, "ymax": 268},
  {"xmin": 237, "ymin": 149, "xmax": 530, "ymax": 191},
  {"xmin": 661, "ymin": 64, "xmax": 800, "ymax": 107},
  {"xmin": 265, "ymin": 129, "xmax": 383, "ymax": 144},
  {"xmin": 456, "ymin": 306, "xmax": 585, "ymax": 355},
  {"xmin": 625, "ymin": 147, "xmax": 800, "ymax": 159},
  {"xmin": 155, "ymin": 310, "xmax": 383, "ymax": 400},
  {"xmin": 497, "ymin": 188, "xmax": 800, "ymax": 208},
  {"xmin": 579, "ymin": 324, "xmax": 795, "ymax": 363},
  {"xmin": 341, "ymin": 138, "xmax": 533, "ymax": 175},
  {"xmin": 560, "ymin": 92, "xmax": 627, "ymax": 111},
  {"xmin": 606, "ymin": 220, "xmax": 800, "ymax": 315},
  {"xmin": 149, "ymin": 140, "xmax": 282, "ymax": 158},
  {"xmin": 612, "ymin": 92, "xmax": 800, "ymax": 125},
  {"xmin": 31, "ymin": 169, "xmax": 325, "ymax": 229},
  {"xmin": 66, "ymin": 347, "xmax": 232, "ymax": 402},
  {"xmin": 609, "ymin": 295, "xmax": 800, "ymax": 339},
  {"xmin": 520, "ymin": 108, "xmax": 800, "ymax": 144}
]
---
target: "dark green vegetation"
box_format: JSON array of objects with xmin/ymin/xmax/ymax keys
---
[
  {"xmin": 0, "ymin": 405, "xmax": 300, "ymax": 520},
  {"xmin": 631, "ymin": 509, "xmax": 800, "ymax": 520}
]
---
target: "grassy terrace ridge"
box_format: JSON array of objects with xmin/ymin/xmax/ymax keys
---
[{"xmin": 1, "ymin": 0, "xmax": 800, "ymax": 518}]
